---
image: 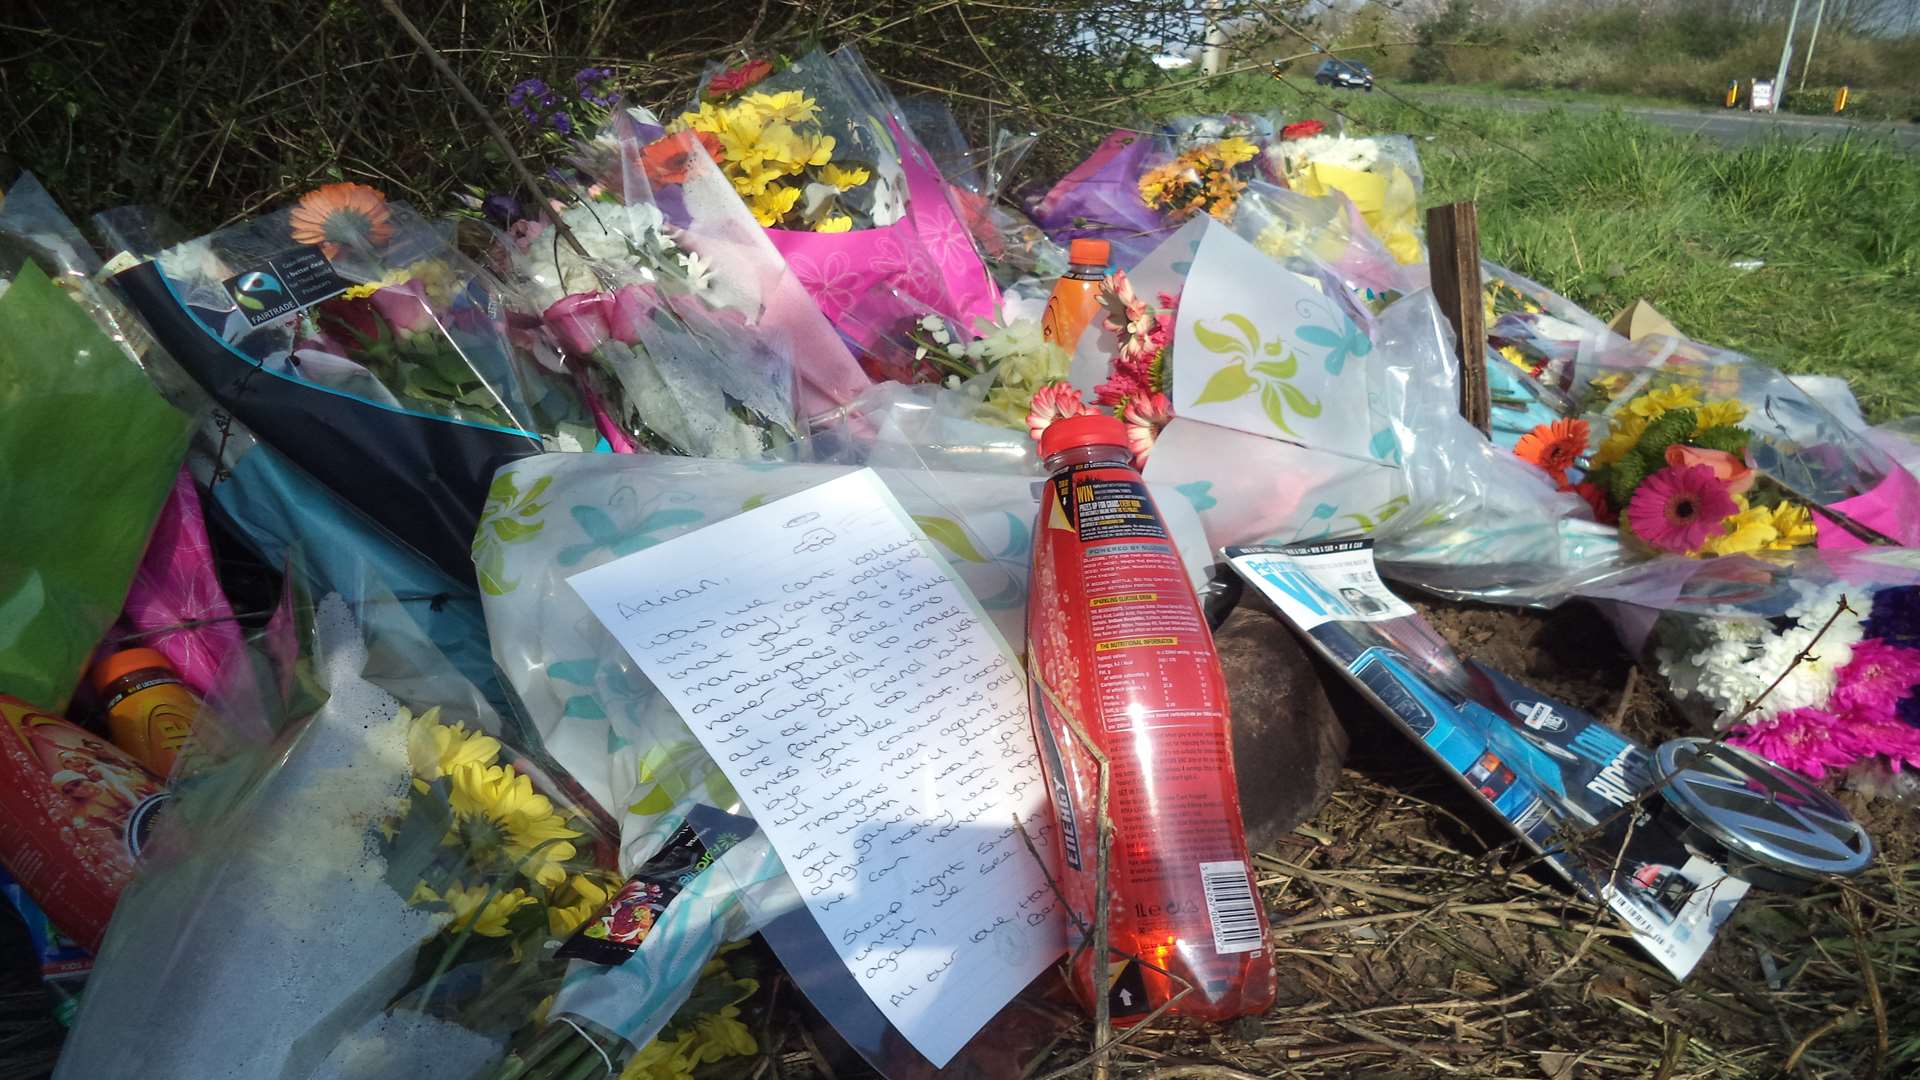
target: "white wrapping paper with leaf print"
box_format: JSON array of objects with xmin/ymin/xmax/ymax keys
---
[{"xmin": 472, "ymin": 451, "xmax": 1214, "ymax": 1050}]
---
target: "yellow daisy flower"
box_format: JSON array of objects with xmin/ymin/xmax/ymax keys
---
[
  {"xmin": 1701, "ymin": 506, "xmax": 1778, "ymax": 556},
  {"xmin": 1693, "ymin": 398, "xmax": 1748, "ymax": 431},
  {"xmin": 742, "ymin": 90, "xmax": 820, "ymax": 125},
  {"xmin": 618, "ymin": 1037, "xmax": 697, "ymax": 1080},
  {"xmin": 447, "ymin": 762, "xmax": 580, "ymax": 889},
  {"xmin": 547, "ymin": 873, "xmax": 614, "ymax": 938},
  {"xmin": 406, "ymin": 707, "xmax": 502, "ymax": 786},
  {"xmin": 1591, "ymin": 412, "xmax": 1650, "ymax": 468},
  {"xmin": 1769, "ymin": 502, "xmax": 1817, "ymax": 547},
  {"xmin": 1213, "ymin": 136, "xmax": 1258, "ymax": 167},
  {"xmin": 411, "ymin": 881, "xmax": 536, "ymax": 937},
  {"xmin": 819, "ymin": 162, "xmax": 870, "ymax": 191},
  {"xmin": 1497, "ymin": 344, "xmax": 1528, "ymax": 370},
  {"xmin": 1625, "ymin": 383, "xmax": 1701, "ymax": 419},
  {"xmin": 681, "ymin": 1005, "xmax": 757, "ymax": 1063},
  {"xmin": 747, "ymin": 183, "xmax": 801, "ymax": 227},
  {"xmin": 815, "ymin": 213, "xmax": 853, "ymax": 233}
]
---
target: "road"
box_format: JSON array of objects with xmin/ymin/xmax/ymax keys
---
[{"xmin": 1405, "ymin": 90, "xmax": 1920, "ymax": 151}]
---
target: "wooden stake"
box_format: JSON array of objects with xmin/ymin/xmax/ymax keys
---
[{"xmin": 1425, "ymin": 202, "xmax": 1490, "ymax": 435}]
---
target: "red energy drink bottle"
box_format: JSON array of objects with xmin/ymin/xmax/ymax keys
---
[{"xmin": 1025, "ymin": 414, "xmax": 1275, "ymax": 1023}]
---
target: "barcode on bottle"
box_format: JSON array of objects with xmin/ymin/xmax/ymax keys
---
[{"xmin": 1199, "ymin": 860, "xmax": 1262, "ymax": 954}]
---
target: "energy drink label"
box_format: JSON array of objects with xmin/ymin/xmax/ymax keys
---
[
  {"xmin": 556, "ymin": 805, "xmax": 757, "ymax": 965},
  {"xmin": 1227, "ymin": 539, "xmax": 1748, "ymax": 979},
  {"xmin": 1028, "ymin": 414, "xmax": 1274, "ymax": 1022}
]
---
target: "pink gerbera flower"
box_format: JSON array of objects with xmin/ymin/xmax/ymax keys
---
[
  {"xmin": 1027, "ymin": 382, "xmax": 1093, "ymax": 442},
  {"xmin": 1625, "ymin": 464, "xmax": 1740, "ymax": 554},
  {"xmin": 1122, "ymin": 392, "xmax": 1173, "ymax": 468}
]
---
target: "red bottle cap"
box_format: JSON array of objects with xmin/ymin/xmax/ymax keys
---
[
  {"xmin": 90, "ymin": 648, "xmax": 175, "ymax": 691},
  {"xmin": 1040, "ymin": 413, "xmax": 1130, "ymax": 459},
  {"xmin": 1067, "ymin": 238, "xmax": 1110, "ymax": 267}
]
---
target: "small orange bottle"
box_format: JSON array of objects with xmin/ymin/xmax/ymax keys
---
[
  {"xmin": 1041, "ymin": 238, "xmax": 1111, "ymax": 351},
  {"xmin": 90, "ymin": 649, "xmax": 199, "ymax": 778}
]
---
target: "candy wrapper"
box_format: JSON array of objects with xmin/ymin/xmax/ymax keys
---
[
  {"xmin": 57, "ymin": 583, "xmax": 619, "ymax": 1080},
  {"xmin": 675, "ymin": 48, "xmax": 1001, "ymax": 390},
  {"xmin": 114, "ymin": 187, "xmax": 588, "ymax": 585}
]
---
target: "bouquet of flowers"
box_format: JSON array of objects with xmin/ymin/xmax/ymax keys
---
[
  {"xmin": 1023, "ymin": 270, "xmax": 1179, "ymax": 468},
  {"xmin": 116, "ymin": 185, "xmax": 584, "ymax": 584},
  {"xmin": 1655, "ymin": 577, "xmax": 1920, "ymax": 785},
  {"xmin": 1269, "ymin": 124, "xmax": 1425, "ymax": 265},
  {"xmin": 56, "ymin": 590, "xmax": 622, "ymax": 1080},
  {"xmin": 674, "ymin": 49, "xmax": 1001, "ymax": 373},
  {"xmin": 1031, "ymin": 114, "xmax": 1277, "ymax": 269}
]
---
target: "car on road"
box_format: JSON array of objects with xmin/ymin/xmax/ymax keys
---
[{"xmin": 1313, "ymin": 58, "xmax": 1374, "ymax": 91}]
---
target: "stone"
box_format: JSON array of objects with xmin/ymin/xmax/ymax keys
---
[{"xmin": 1215, "ymin": 593, "xmax": 1348, "ymax": 854}]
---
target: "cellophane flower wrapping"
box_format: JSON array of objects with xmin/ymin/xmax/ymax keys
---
[
  {"xmin": 119, "ymin": 194, "xmax": 590, "ymax": 584},
  {"xmin": 677, "ymin": 48, "xmax": 1001, "ymax": 389},
  {"xmin": 471, "ymin": 450, "xmax": 1215, "ymax": 1057},
  {"xmin": 0, "ymin": 173, "xmax": 195, "ymax": 711},
  {"xmin": 58, "ymin": 583, "xmax": 618, "ymax": 1080},
  {"xmin": 114, "ymin": 467, "xmax": 247, "ymax": 699},
  {"xmin": 1268, "ymin": 129, "xmax": 1426, "ymax": 265},
  {"xmin": 547, "ymin": 103, "xmax": 866, "ymax": 424},
  {"xmin": 1031, "ymin": 114, "xmax": 1279, "ymax": 270},
  {"xmin": 1382, "ymin": 335, "xmax": 1920, "ymax": 607}
]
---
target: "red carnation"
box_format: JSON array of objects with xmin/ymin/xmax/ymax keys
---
[
  {"xmin": 707, "ymin": 58, "xmax": 773, "ymax": 98},
  {"xmin": 1282, "ymin": 120, "xmax": 1326, "ymax": 140}
]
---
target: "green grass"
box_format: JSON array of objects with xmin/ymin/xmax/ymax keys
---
[
  {"xmin": 1404, "ymin": 80, "xmax": 1706, "ymax": 112},
  {"xmin": 1166, "ymin": 75, "xmax": 1920, "ymax": 421}
]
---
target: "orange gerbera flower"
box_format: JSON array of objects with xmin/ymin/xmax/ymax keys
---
[
  {"xmin": 289, "ymin": 183, "xmax": 394, "ymax": 259},
  {"xmin": 1513, "ymin": 417, "xmax": 1590, "ymax": 483},
  {"xmin": 639, "ymin": 130, "xmax": 724, "ymax": 187}
]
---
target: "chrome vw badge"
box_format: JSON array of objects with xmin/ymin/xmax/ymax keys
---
[{"xmin": 1655, "ymin": 737, "xmax": 1873, "ymax": 887}]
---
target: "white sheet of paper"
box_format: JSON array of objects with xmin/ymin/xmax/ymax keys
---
[
  {"xmin": 1171, "ymin": 223, "xmax": 1374, "ymax": 458},
  {"xmin": 567, "ymin": 469, "xmax": 1064, "ymax": 1067}
]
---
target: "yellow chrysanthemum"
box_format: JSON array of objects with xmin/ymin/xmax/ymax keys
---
[
  {"xmin": 727, "ymin": 163, "xmax": 788, "ymax": 198},
  {"xmin": 547, "ymin": 873, "xmax": 614, "ymax": 938},
  {"xmin": 681, "ymin": 1005, "xmax": 757, "ymax": 1063},
  {"xmin": 747, "ymin": 183, "xmax": 801, "ymax": 227},
  {"xmin": 618, "ymin": 1037, "xmax": 698, "ymax": 1080},
  {"xmin": 411, "ymin": 881, "xmax": 536, "ymax": 937},
  {"xmin": 1498, "ymin": 344, "xmax": 1528, "ymax": 370},
  {"xmin": 673, "ymin": 102, "xmax": 731, "ymax": 135},
  {"xmin": 1625, "ymin": 383, "xmax": 1701, "ymax": 419},
  {"xmin": 447, "ymin": 762, "xmax": 580, "ymax": 889},
  {"xmin": 819, "ymin": 162, "xmax": 870, "ymax": 191},
  {"xmin": 1591, "ymin": 412, "xmax": 1650, "ymax": 468},
  {"xmin": 1702, "ymin": 506, "xmax": 1778, "ymax": 556},
  {"xmin": 407, "ymin": 707, "xmax": 502, "ymax": 785},
  {"xmin": 1590, "ymin": 372, "xmax": 1630, "ymax": 400},
  {"xmin": 741, "ymin": 90, "xmax": 820, "ymax": 125},
  {"xmin": 815, "ymin": 213, "xmax": 853, "ymax": 233},
  {"xmin": 1770, "ymin": 501, "xmax": 1817, "ymax": 547},
  {"xmin": 1213, "ymin": 136, "xmax": 1258, "ymax": 167},
  {"xmin": 1693, "ymin": 398, "xmax": 1748, "ymax": 431}
]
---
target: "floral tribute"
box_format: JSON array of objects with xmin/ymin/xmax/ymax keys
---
[
  {"xmin": 1137, "ymin": 136, "xmax": 1262, "ymax": 225},
  {"xmin": 1513, "ymin": 381, "xmax": 1818, "ymax": 557},
  {"xmin": 1024, "ymin": 270, "xmax": 1179, "ymax": 468},
  {"xmin": 1658, "ymin": 584, "xmax": 1920, "ymax": 781},
  {"xmin": 671, "ymin": 59, "xmax": 878, "ymax": 230}
]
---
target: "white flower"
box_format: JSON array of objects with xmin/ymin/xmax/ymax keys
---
[
  {"xmin": 1659, "ymin": 593, "xmax": 1865, "ymax": 728},
  {"xmin": 1278, "ymin": 134, "xmax": 1382, "ymax": 177},
  {"xmin": 676, "ymin": 249, "xmax": 714, "ymax": 297},
  {"xmin": 157, "ymin": 237, "xmax": 232, "ymax": 287}
]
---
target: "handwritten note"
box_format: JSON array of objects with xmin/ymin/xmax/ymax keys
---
[{"xmin": 568, "ymin": 469, "xmax": 1064, "ymax": 1067}]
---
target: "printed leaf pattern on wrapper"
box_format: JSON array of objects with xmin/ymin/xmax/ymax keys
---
[
  {"xmin": 472, "ymin": 473, "xmax": 552, "ymax": 596},
  {"xmin": 1190, "ymin": 313, "xmax": 1323, "ymax": 436}
]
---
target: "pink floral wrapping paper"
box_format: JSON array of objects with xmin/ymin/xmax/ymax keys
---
[{"xmin": 115, "ymin": 469, "xmax": 245, "ymax": 697}]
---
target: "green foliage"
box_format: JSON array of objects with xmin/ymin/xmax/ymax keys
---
[
  {"xmin": 1690, "ymin": 425, "xmax": 1751, "ymax": 454},
  {"xmin": 1606, "ymin": 407, "xmax": 1696, "ymax": 506}
]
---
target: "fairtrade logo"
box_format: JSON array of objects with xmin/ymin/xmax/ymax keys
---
[{"xmin": 229, "ymin": 270, "xmax": 287, "ymax": 311}]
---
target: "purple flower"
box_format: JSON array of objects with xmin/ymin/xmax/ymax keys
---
[
  {"xmin": 507, "ymin": 78, "xmax": 549, "ymax": 109},
  {"xmin": 481, "ymin": 193, "xmax": 522, "ymax": 228},
  {"xmin": 1868, "ymin": 586, "xmax": 1920, "ymax": 649},
  {"xmin": 575, "ymin": 66, "xmax": 616, "ymax": 107},
  {"xmin": 550, "ymin": 111, "xmax": 574, "ymax": 136}
]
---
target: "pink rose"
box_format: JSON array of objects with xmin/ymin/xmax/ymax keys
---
[
  {"xmin": 544, "ymin": 292, "xmax": 612, "ymax": 356},
  {"xmin": 605, "ymin": 283, "xmax": 658, "ymax": 346},
  {"xmin": 368, "ymin": 279, "xmax": 438, "ymax": 336},
  {"xmin": 1665, "ymin": 444, "xmax": 1755, "ymax": 496}
]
